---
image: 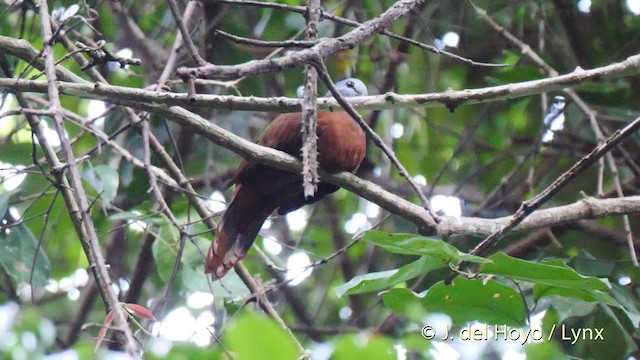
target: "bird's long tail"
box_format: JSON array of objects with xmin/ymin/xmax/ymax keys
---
[{"xmin": 205, "ymin": 184, "xmax": 274, "ymax": 279}]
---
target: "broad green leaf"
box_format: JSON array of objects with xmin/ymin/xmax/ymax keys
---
[
  {"xmin": 382, "ymin": 278, "xmax": 526, "ymax": 326},
  {"xmin": 498, "ymin": 98, "xmax": 531, "ymax": 134},
  {"xmin": 224, "ymin": 312, "xmax": 300, "ymax": 360},
  {"xmin": 543, "ymin": 297, "xmax": 598, "ymax": 323},
  {"xmin": 570, "ymin": 305, "xmax": 638, "ymax": 359},
  {"xmin": 332, "ymin": 333, "xmax": 396, "ymax": 360},
  {"xmin": 0, "ymin": 221, "xmax": 51, "ymax": 286},
  {"xmin": 534, "ymin": 285, "xmax": 622, "ymax": 308},
  {"xmin": 361, "ymin": 231, "xmax": 489, "ymax": 264},
  {"xmin": 480, "ymin": 253, "xmax": 607, "ymax": 290},
  {"xmin": 0, "ymin": 142, "xmax": 33, "ymax": 167},
  {"xmin": 335, "ymin": 256, "xmax": 445, "ymax": 297}
]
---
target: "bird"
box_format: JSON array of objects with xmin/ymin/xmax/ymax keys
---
[
  {"xmin": 542, "ymin": 96, "xmax": 566, "ymax": 143},
  {"xmin": 205, "ymin": 78, "xmax": 368, "ymax": 279}
]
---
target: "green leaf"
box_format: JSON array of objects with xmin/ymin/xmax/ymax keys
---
[
  {"xmin": 223, "ymin": 312, "xmax": 301, "ymax": 360},
  {"xmin": 525, "ymin": 341, "xmax": 568, "ymax": 360},
  {"xmin": 335, "ymin": 256, "xmax": 445, "ymax": 297},
  {"xmin": 534, "ymin": 285, "xmax": 622, "ymax": 308},
  {"xmin": 570, "ymin": 305, "xmax": 638, "ymax": 359},
  {"xmin": 382, "ymin": 278, "xmax": 526, "ymax": 326},
  {"xmin": 543, "ymin": 297, "xmax": 598, "ymax": 323},
  {"xmin": 361, "ymin": 231, "xmax": 489, "ymax": 264},
  {"xmin": 332, "ymin": 333, "xmax": 396, "ymax": 360},
  {"xmin": 82, "ymin": 164, "xmax": 119, "ymax": 205},
  {"xmin": 0, "ymin": 221, "xmax": 51, "ymax": 286},
  {"xmin": 480, "ymin": 253, "xmax": 607, "ymax": 290},
  {"xmin": 541, "ymin": 306, "xmax": 560, "ymax": 337}
]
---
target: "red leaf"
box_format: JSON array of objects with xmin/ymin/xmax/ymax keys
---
[
  {"xmin": 95, "ymin": 309, "xmax": 115, "ymax": 352},
  {"xmin": 124, "ymin": 303, "xmax": 157, "ymax": 320}
]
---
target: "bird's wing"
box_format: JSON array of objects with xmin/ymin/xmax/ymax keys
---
[{"xmin": 232, "ymin": 112, "xmax": 303, "ymax": 185}]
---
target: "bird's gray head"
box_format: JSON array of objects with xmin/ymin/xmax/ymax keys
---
[
  {"xmin": 328, "ymin": 78, "xmax": 368, "ymax": 97},
  {"xmin": 552, "ymin": 96, "xmax": 566, "ymax": 109}
]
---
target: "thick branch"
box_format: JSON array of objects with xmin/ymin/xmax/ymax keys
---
[
  {"xmin": 152, "ymin": 106, "xmax": 640, "ymax": 238},
  {"xmin": 2, "ymin": 51, "xmax": 640, "ymax": 112}
]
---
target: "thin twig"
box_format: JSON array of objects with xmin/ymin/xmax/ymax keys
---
[
  {"xmin": 215, "ymin": 29, "xmax": 315, "ymax": 48},
  {"xmin": 207, "ymin": 0, "xmax": 506, "ymax": 68},
  {"xmin": 474, "ymin": 2, "xmax": 638, "ymax": 266},
  {"xmin": 313, "ymin": 57, "xmax": 440, "ymax": 223},
  {"xmin": 178, "ymin": 0, "xmax": 429, "ymax": 80},
  {"xmin": 448, "ymin": 114, "xmax": 640, "ymax": 282},
  {"xmin": 166, "ymin": 0, "xmax": 207, "ymax": 66}
]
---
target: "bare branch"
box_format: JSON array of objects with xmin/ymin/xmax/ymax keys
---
[
  {"xmin": 301, "ymin": 0, "xmax": 321, "ymax": 198},
  {"xmin": 206, "ymin": 0, "xmax": 505, "ymax": 68},
  {"xmin": 215, "ymin": 29, "xmax": 315, "ymax": 48},
  {"xmin": 177, "ymin": 0, "xmax": 427, "ymax": 80},
  {"xmin": 448, "ymin": 114, "xmax": 640, "ymax": 282},
  {"xmin": 35, "ymin": 1, "xmax": 139, "ymax": 355},
  {"xmin": 2, "ymin": 51, "xmax": 640, "ymax": 112}
]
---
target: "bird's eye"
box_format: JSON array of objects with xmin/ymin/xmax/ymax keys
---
[{"xmin": 346, "ymin": 81, "xmax": 355, "ymax": 88}]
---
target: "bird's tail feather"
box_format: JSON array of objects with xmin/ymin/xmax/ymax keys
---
[{"xmin": 205, "ymin": 184, "xmax": 274, "ymax": 279}]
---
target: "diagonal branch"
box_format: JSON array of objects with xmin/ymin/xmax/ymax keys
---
[
  {"xmin": 314, "ymin": 57, "xmax": 439, "ymax": 223},
  {"xmin": 166, "ymin": 0, "xmax": 207, "ymax": 66},
  {"xmin": 34, "ymin": 0, "xmax": 139, "ymax": 355},
  {"xmin": 448, "ymin": 114, "xmax": 640, "ymax": 282},
  {"xmin": 474, "ymin": 2, "xmax": 639, "ymax": 266}
]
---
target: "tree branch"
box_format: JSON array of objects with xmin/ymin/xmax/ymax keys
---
[
  {"xmin": 301, "ymin": 0, "xmax": 321, "ymax": 198},
  {"xmin": 177, "ymin": 0, "xmax": 427, "ymax": 80},
  {"xmin": 34, "ymin": 1, "xmax": 139, "ymax": 355},
  {"xmin": 2, "ymin": 51, "xmax": 640, "ymax": 112}
]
